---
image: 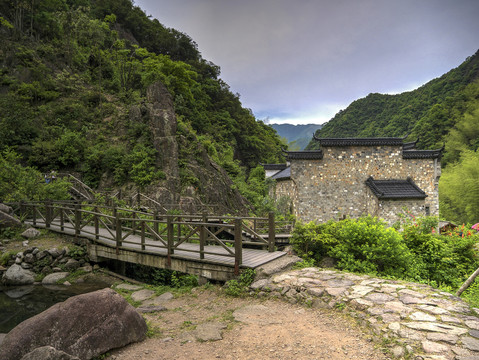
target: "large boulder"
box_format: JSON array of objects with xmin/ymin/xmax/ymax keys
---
[
  {"xmin": 20, "ymin": 346, "xmax": 80, "ymax": 360},
  {"xmin": 0, "ymin": 210, "xmax": 21, "ymax": 228},
  {"xmin": 2, "ymin": 264, "xmax": 35, "ymax": 285},
  {"xmin": 0, "ymin": 288, "xmax": 148, "ymax": 360}
]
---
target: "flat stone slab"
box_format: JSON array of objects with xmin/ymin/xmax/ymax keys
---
[
  {"xmin": 131, "ymin": 289, "xmax": 155, "ymax": 302},
  {"xmin": 404, "ymin": 322, "xmax": 469, "ymax": 335},
  {"xmin": 137, "ymin": 305, "xmax": 167, "ymax": 313},
  {"xmin": 142, "ymin": 292, "xmax": 174, "ymax": 306},
  {"xmin": 178, "ymin": 322, "xmax": 227, "ymax": 342},
  {"xmin": 116, "ymin": 284, "xmax": 143, "ymax": 291}
]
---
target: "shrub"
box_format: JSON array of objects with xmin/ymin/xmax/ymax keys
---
[
  {"xmin": 289, "ymin": 220, "xmax": 339, "ymax": 264},
  {"xmin": 328, "ymin": 217, "xmax": 414, "ymax": 278},
  {"xmin": 403, "ymin": 221, "xmax": 479, "ymax": 288}
]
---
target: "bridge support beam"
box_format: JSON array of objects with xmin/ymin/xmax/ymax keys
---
[{"xmin": 87, "ymin": 243, "xmax": 239, "ymax": 282}]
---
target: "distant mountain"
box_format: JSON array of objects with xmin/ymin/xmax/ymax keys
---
[
  {"xmin": 307, "ymin": 50, "xmax": 479, "ymax": 151},
  {"xmin": 271, "ymin": 123, "xmax": 323, "ymax": 150}
]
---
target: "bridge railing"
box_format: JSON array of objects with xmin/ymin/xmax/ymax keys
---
[{"xmin": 11, "ymin": 201, "xmax": 294, "ymax": 274}]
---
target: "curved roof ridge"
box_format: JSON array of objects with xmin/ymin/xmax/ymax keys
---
[{"xmin": 312, "ymin": 136, "xmax": 408, "ymax": 147}]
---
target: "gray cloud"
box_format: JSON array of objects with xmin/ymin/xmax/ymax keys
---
[{"xmin": 135, "ymin": 0, "xmax": 479, "ymax": 124}]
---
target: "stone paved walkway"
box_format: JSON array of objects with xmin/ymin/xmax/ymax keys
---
[{"xmin": 250, "ymin": 268, "xmax": 479, "ymax": 360}]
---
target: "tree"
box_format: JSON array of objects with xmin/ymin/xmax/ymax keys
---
[{"xmin": 440, "ymin": 150, "xmax": 479, "ymax": 223}]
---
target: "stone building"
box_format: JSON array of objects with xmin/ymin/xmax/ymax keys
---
[{"xmin": 265, "ymin": 136, "xmax": 443, "ymax": 225}]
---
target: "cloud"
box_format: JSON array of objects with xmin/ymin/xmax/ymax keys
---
[{"xmin": 136, "ymin": 0, "xmax": 479, "ymax": 124}]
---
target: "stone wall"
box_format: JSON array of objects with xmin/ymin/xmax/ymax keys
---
[
  {"xmin": 272, "ymin": 179, "xmax": 296, "ymax": 215},
  {"xmin": 292, "ymin": 145, "xmax": 440, "ymax": 223}
]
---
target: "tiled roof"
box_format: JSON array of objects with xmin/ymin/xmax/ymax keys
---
[
  {"xmin": 403, "ymin": 138, "xmax": 419, "ymax": 150},
  {"xmin": 365, "ymin": 177, "xmax": 427, "ymax": 199},
  {"xmin": 261, "ymin": 164, "xmax": 288, "ymax": 171},
  {"xmin": 313, "ymin": 136, "xmax": 405, "ymax": 147},
  {"xmin": 271, "ymin": 167, "xmax": 291, "ymax": 180},
  {"xmin": 402, "ymin": 148, "xmax": 443, "ymax": 159},
  {"xmin": 284, "ymin": 150, "xmax": 324, "ymax": 160}
]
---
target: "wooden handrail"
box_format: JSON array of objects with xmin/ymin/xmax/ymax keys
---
[{"xmin": 9, "ymin": 201, "xmax": 293, "ymax": 268}]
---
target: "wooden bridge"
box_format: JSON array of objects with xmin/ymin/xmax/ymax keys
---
[{"xmin": 11, "ymin": 201, "xmax": 293, "ymax": 281}]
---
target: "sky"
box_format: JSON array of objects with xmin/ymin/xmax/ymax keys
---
[{"xmin": 134, "ymin": 0, "xmax": 479, "ymax": 125}]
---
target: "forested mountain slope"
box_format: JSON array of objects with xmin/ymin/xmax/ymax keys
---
[
  {"xmin": 0, "ymin": 0, "xmax": 285, "ymax": 214},
  {"xmin": 307, "ymin": 51, "xmax": 479, "ymax": 153}
]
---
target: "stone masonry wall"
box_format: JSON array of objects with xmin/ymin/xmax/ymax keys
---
[
  {"xmin": 292, "ymin": 145, "xmax": 440, "ymax": 223},
  {"xmin": 271, "ymin": 179, "xmax": 296, "ymax": 214}
]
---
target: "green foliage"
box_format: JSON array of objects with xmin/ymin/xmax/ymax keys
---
[
  {"xmin": 0, "ymin": 148, "xmax": 71, "ymax": 201},
  {"xmin": 401, "ymin": 220, "xmax": 479, "ymax": 288},
  {"xmin": 440, "ymin": 150, "xmax": 479, "ymax": 224},
  {"xmin": 328, "ymin": 217, "xmax": 413, "ymax": 278},
  {"xmin": 290, "ymin": 220, "xmax": 339, "ymax": 264},
  {"xmin": 292, "ymin": 215, "xmax": 479, "ymax": 289},
  {"xmin": 224, "ymin": 269, "xmax": 256, "ymax": 297},
  {"xmin": 0, "ymin": 1, "xmax": 285, "ymax": 215}
]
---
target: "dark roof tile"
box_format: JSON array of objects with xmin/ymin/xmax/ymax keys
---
[
  {"xmin": 313, "ymin": 136, "xmax": 405, "ymax": 147},
  {"xmin": 261, "ymin": 164, "xmax": 288, "ymax": 171},
  {"xmin": 283, "ymin": 150, "xmax": 323, "ymax": 160},
  {"xmin": 402, "ymin": 149, "xmax": 443, "ymax": 159},
  {"xmin": 365, "ymin": 177, "xmax": 427, "ymax": 199}
]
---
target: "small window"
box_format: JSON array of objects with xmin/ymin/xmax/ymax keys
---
[{"xmin": 425, "ymin": 206, "xmax": 430, "ymax": 216}]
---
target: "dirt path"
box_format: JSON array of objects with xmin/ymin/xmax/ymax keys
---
[{"xmin": 107, "ymin": 287, "xmax": 389, "ymax": 360}]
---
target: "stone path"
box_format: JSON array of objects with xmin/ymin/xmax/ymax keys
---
[{"xmin": 250, "ymin": 268, "xmax": 479, "ymax": 360}]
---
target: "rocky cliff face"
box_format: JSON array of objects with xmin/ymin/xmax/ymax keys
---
[{"xmin": 129, "ymin": 81, "xmax": 249, "ymax": 214}]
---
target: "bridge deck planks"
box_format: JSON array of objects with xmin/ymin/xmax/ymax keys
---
[{"xmin": 27, "ymin": 220, "xmax": 286, "ymax": 269}]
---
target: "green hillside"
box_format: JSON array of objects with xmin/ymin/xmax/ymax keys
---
[
  {"xmin": 0, "ymin": 0, "xmax": 285, "ymax": 214},
  {"xmin": 307, "ymin": 51, "xmax": 479, "ymax": 153}
]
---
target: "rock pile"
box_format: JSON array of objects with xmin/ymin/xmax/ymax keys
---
[
  {"xmin": 250, "ymin": 268, "xmax": 479, "ymax": 360},
  {"xmin": 1, "ymin": 245, "xmax": 92, "ymax": 286}
]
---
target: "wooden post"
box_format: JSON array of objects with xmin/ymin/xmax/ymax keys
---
[
  {"xmin": 45, "ymin": 200, "xmax": 51, "ymax": 228},
  {"xmin": 177, "ymin": 216, "xmax": 181, "ymax": 243},
  {"xmin": 60, "ymin": 206, "xmax": 64, "ymax": 232},
  {"xmin": 167, "ymin": 216, "xmax": 174, "ymax": 267},
  {"xmin": 200, "ymin": 212, "xmax": 207, "ymax": 259},
  {"xmin": 74, "ymin": 202, "xmax": 81, "ymax": 238},
  {"xmin": 32, "ymin": 203, "xmax": 37, "ymax": 226},
  {"xmin": 234, "ymin": 218, "xmax": 243, "ymax": 275},
  {"xmin": 115, "ymin": 207, "xmax": 121, "ymax": 254},
  {"xmin": 94, "ymin": 206, "xmax": 99, "ymax": 240},
  {"xmin": 268, "ymin": 212, "xmax": 275, "ymax": 252},
  {"xmin": 153, "ymin": 210, "xmax": 159, "ymax": 239},
  {"xmin": 141, "ymin": 220, "xmax": 145, "ymax": 251}
]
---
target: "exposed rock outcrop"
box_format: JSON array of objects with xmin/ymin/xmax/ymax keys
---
[
  {"xmin": 0, "ymin": 288, "xmax": 148, "ymax": 360},
  {"xmin": 131, "ymin": 81, "xmax": 249, "ymax": 214}
]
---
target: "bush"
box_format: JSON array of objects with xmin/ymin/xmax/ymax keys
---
[
  {"xmin": 289, "ymin": 220, "xmax": 339, "ymax": 264},
  {"xmin": 328, "ymin": 217, "xmax": 414, "ymax": 278},
  {"xmin": 403, "ymin": 221, "xmax": 479, "ymax": 287},
  {"xmin": 291, "ymin": 215, "xmax": 479, "ymax": 289}
]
